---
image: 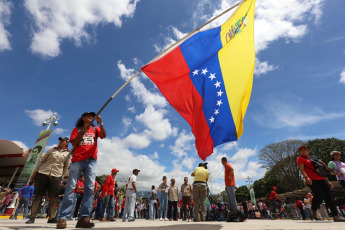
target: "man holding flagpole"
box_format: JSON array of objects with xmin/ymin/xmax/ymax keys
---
[{"xmin": 57, "ymin": 112, "xmax": 106, "ymax": 229}]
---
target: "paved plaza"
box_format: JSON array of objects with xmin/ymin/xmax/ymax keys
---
[{"xmin": 0, "ymin": 218, "xmax": 342, "ymax": 230}]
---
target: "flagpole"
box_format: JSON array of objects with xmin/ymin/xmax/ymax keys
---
[{"xmin": 64, "ymin": 1, "xmax": 243, "ymax": 160}]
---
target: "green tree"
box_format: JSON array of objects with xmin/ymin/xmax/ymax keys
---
[
  {"xmin": 306, "ymin": 138, "xmax": 345, "ymax": 164},
  {"xmin": 96, "ymin": 174, "xmax": 107, "ymax": 185},
  {"xmin": 235, "ymin": 185, "xmax": 250, "ymax": 203}
]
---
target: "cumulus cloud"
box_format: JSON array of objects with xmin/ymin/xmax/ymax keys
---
[
  {"xmin": 25, "ymin": 109, "xmax": 58, "ymax": 126},
  {"xmin": 170, "ymin": 130, "xmax": 195, "ymax": 158},
  {"xmin": 135, "ymin": 105, "xmax": 178, "ymax": 141},
  {"xmin": 340, "ymin": 69, "xmax": 345, "ymax": 84},
  {"xmin": 124, "ymin": 133, "xmax": 150, "ymax": 149},
  {"xmin": 254, "ymin": 59, "xmax": 278, "ymax": 76},
  {"xmin": 117, "ymin": 61, "xmax": 167, "ymax": 108},
  {"xmin": 0, "ymin": 0, "xmax": 11, "ymax": 51},
  {"xmin": 253, "ymin": 100, "xmax": 345, "ymax": 129},
  {"xmin": 24, "ymin": 0, "xmax": 140, "ymax": 58},
  {"xmin": 54, "ymin": 127, "xmax": 68, "ymax": 135},
  {"xmin": 11, "ymin": 140, "xmax": 29, "ymax": 152}
]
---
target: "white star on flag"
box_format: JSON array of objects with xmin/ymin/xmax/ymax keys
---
[
  {"xmin": 216, "ymin": 100, "xmax": 223, "ymax": 106},
  {"xmin": 214, "ymin": 81, "xmax": 221, "ymax": 88},
  {"xmin": 217, "ymin": 90, "xmax": 223, "ymax": 97},
  {"xmin": 201, "ymin": 68, "xmax": 208, "ymax": 75},
  {"xmin": 209, "ymin": 116, "xmax": 215, "ymax": 123},
  {"xmin": 208, "ymin": 73, "xmax": 216, "ymax": 81},
  {"xmin": 214, "ymin": 109, "xmax": 219, "ymax": 115},
  {"xmin": 192, "ymin": 69, "xmax": 199, "ymax": 75}
]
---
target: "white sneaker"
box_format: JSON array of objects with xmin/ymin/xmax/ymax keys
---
[
  {"xmin": 160, "ymin": 218, "xmax": 163, "ymax": 221},
  {"xmin": 164, "ymin": 218, "xmax": 169, "ymax": 221}
]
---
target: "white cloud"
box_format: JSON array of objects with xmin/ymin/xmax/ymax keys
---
[
  {"xmin": 254, "ymin": 101, "xmax": 345, "ymax": 129},
  {"xmin": 254, "ymin": 59, "xmax": 278, "ymax": 76},
  {"xmin": 25, "ymin": 0, "xmax": 140, "ymax": 58},
  {"xmin": 117, "ymin": 61, "xmax": 167, "ymax": 108},
  {"xmin": 169, "ymin": 130, "xmax": 195, "ymax": 158},
  {"xmin": 340, "ymin": 69, "xmax": 345, "ymax": 84},
  {"xmin": 54, "ymin": 127, "xmax": 68, "ymax": 135},
  {"xmin": 11, "ymin": 140, "xmax": 29, "ymax": 152},
  {"xmin": 221, "ymin": 142, "xmax": 238, "ymax": 151},
  {"xmin": 0, "ymin": 0, "xmax": 11, "ymax": 51},
  {"xmin": 124, "ymin": 133, "xmax": 150, "ymax": 149},
  {"xmin": 135, "ymin": 105, "xmax": 178, "ymax": 141},
  {"xmin": 128, "ymin": 106, "xmax": 136, "ymax": 113},
  {"xmin": 25, "ymin": 109, "xmax": 58, "ymax": 126},
  {"xmin": 150, "ymin": 151, "xmax": 159, "ymax": 160}
]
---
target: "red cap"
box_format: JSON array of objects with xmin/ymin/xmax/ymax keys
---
[
  {"xmin": 298, "ymin": 146, "xmax": 308, "ymax": 151},
  {"xmin": 272, "ymin": 186, "xmax": 277, "ymax": 190},
  {"xmin": 112, "ymin": 168, "xmax": 119, "ymax": 173}
]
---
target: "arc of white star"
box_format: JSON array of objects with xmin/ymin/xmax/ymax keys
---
[
  {"xmin": 217, "ymin": 100, "xmax": 223, "ymax": 106},
  {"xmin": 208, "ymin": 73, "xmax": 216, "ymax": 81},
  {"xmin": 209, "ymin": 116, "xmax": 215, "ymax": 123},
  {"xmin": 201, "ymin": 68, "xmax": 208, "ymax": 75},
  {"xmin": 192, "ymin": 69, "xmax": 199, "ymax": 76},
  {"xmin": 214, "ymin": 81, "xmax": 221, "ymax": 88},
  {"xmin": 217, "ymin": 89, "xmax": 224, "ymax": 97},
  {"xmin": 214, "ymin": 109, "xmax": 219, "ymax": 115}
]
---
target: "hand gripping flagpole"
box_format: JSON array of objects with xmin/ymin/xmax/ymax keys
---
[{"xmin": 65, "ymin": 1, "xmax": 243, "ymax": 161}]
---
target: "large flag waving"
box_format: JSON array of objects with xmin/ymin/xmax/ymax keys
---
[{"xmin": 141, "ymin": 0, "xmax": 256, "ymax": 160}]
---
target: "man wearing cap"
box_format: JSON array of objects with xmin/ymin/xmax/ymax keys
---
[
  {"xmin": 103, "ymin": 168, "xmax": 119, "ymax": 221},
  {"xmin": 328, "ymin": 151, "xmax": 345, "ymax": 190},
  {"xmin": 191, "ymin": 163, "xmax": 209, "ymax": 222},
  {"xmin": 57, "ymin": 112, "xmax": 106, "ymax": 229},
  {"xmin": 268, "ymin": 186, "xmax": 282, "ymax": 214},
  {"xmin": 122, "ymin": 169, "xmax": 140, "ymax": 222},
  {"xmin": 26, "ymin": 137, "xmax": 70, "ymax": 224},
  {"xmin": 297, "ymin": 146, "xmax": 345, "ymax": 222}
]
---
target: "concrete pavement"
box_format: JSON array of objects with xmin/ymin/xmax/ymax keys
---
[{"xmin": 0, "ymin": 218, "xmax": 342, "ymax": 230}]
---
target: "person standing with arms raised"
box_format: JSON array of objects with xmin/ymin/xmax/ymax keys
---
[{"xmin": 57, "ymin": 112, "xmax": 106, "ymax": 229}]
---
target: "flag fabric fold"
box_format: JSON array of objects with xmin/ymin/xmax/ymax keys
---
[{"xmin": 141, "ymin": 0, "xmax": 256, "ymax": 160}]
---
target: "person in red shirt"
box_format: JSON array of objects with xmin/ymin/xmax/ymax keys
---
[
  {"xmin": 57, "ymin": 112, "xmax": 107, "ymax": 229},
  {"xmin": 295, "ymin": 199, "xmax": 306, "ymax": 220},
  {"xmin": 297, "ymin": 145, "xmax": 345, "ymax": 222},
  {"xmin": 268, "ymin": 186, "xmax": 283, "ymax": 214},
  {"xmin": 103, "ymin": 168, "xmax": 119, "ymax": 221},
  {"xmin": 73, "ymin": 175, "xmax": 85, "ymax": 218},
  {"xmin": 221, "ymin": 157, "xmax": 238, "ymax": 213}
]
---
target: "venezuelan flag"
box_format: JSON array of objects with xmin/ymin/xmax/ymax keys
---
[{"xmin": 142, "ymin": 0, "xmax": 256, "ymax": 160}]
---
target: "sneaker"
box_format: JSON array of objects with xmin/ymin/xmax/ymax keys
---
[
  {"xmin": 75, "ymin": 217, "xmax": 95, "ymax": 228},
  {"xmin": 56, "ymin": 219, "xmax": 67, "ymax": 229},
  {"xmin": 334, "ymin": 215, "xmax": 345, "ymax": 222},
  {"xmin": 160, "ymin": 218, "xmax": 163, "ymax": 221},
  {"xmin": 128, "ymin": 218, "xmax": 135, "ymax": 222},
  {"xmin": 107, "ymin": 218, "xmax": 116, "ymax": 222},
  {"xmin": 98, "ymin": 218, "xmax": 106, "ymax": 221},
  {"xmin": 47, "ymin": 217, "xmax": 58, "ymax": 223},
  {"xmin": 25, "ymin": 217, "xmax": 35, "ymax": 224},
  {"xmin": 164, "ymin": 218, "xmax": 169, "ymax": 221}
]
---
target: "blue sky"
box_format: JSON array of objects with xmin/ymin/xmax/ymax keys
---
[{"xmin": 1, "ymin": 0, "xmax": 345, "ymax": 194}]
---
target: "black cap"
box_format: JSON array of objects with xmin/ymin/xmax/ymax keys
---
[
  {"xmin": 81, "ymin": 112, "xmax": 96, "ymax": 117},
  {"xmin": 133, "ymin": 169, "xmax": 140, "ymax": 173},
  {"xmin": 58, "ymin": 137, "xmax": 69, "ymax": 141}
]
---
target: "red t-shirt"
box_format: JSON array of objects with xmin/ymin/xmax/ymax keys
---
[
  {"xmin": 104, "ymin": 174, "xmax": 116, "ymax": 196},
  {"xmin": 70, "ymin": 126, "xmax": 102, "ymax": 162},
  {"xmin": 268, "ymin": 191, "xmax": 277, "ymax": 199},
  {"xmin": 74, "ymin": 180, "xmax": 84, "ymax": 194},
  {"xmin": 296, "ymin": 156, "xmax": 324, "ymax": 180}
]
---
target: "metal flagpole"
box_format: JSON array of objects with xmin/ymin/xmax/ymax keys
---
[{"xmin": 65, "ymin": 1, "xmax": 243, "ymax": 160}]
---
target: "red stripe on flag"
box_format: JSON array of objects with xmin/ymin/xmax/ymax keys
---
[{"xmin": 142, "ymin": 47, "xmax": 214, "ymax": 160}]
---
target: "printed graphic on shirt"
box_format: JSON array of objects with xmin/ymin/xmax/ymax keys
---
[{"xmin": 80, "ymin": 133, "xmax": 95, "ymax": 146}]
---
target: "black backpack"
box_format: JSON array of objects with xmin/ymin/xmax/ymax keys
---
[{"xmin": 303, "ymin": 155, "xmax": 330, "ymax": 177}]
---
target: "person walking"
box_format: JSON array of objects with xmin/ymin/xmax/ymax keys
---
[
  {"xmin": 167, "ymin": 179, "xmax": 179, "ymax": 221},
  {"xmin": 26, "ymin": 137, "xmax": 70, "ymax": 224},
  {"xmin": 157, "ymin": 176, "xmax": 169, "ymax": 221},
  {"xmin": 328, "ymin": 151, "xmax": 345, "ymax": 190},
  {"xmin": 14, "ymin": 181, "xmax": 35, "ymax": 219},
  {"xmin": 297, "ymin": 145, "xmax": 345, "ymax": 222},
  {"xmin": 191, "ymin": 163, "xmax": 209, "ymax": 222},
  {"xmin": 56, "ymin": 112, "xmax": 107, "ymax": 229},
  {"xmin": 103, "ymin": 168, "xmax": 119, "ymax": 221},
  {"xmin": 181, "ymin": 177, "xmax": 193, "ymax": 220},
  {"xmin": 122, "ymin": 169, "xmax": 140, "ymax": 222},
  {"xmin": 221, "ymin": 157, "xmax": 238, "ymax": 213},
  {"xmin": 149, "ymin": 185, "xmax": 157, "ymax": 220}
]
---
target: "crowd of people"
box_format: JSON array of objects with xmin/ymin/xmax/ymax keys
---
[{"xmin": 2, "ymin": 112, "xmax": 345, "ymax": 228}]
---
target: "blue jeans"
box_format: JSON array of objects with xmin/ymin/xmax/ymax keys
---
[
  {"xmin": 95, "ymin": 197, "xmax": 104, "ymax": 219},
  {"xmin": 14, "ymin": 197, "xmax": 29, "ymax": 218},
  {"xmin": 159, "ymin": 192, "xmax": 168, "ymax": 219},
  {"xmin": 149, "ymin": 200, "xmax": 155, "ymax": 220},
  {"xmin": 122, "ymin": 190, "xmax": 136, "ymax": 221},
  {"xmin": 104, "ymin": 195, "xmax": 114, "ymax": 219},
  {"xmin": 58, "ymin": 157, "xmax": 97, "ymax": 220},
  {"xmin": 225, "ymin": 186, "xmax": 238, "ymax": 212}
]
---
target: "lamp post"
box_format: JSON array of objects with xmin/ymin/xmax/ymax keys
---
[
  {"xmin": 246, "ymin": 176, "xmax": 257, "ymax": 208},
  {"xmin": 42, "ymin": 113, "xmax": 59, "ymax": 130}
]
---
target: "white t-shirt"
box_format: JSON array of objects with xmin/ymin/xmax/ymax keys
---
[{"xmin": 126, "ymin": 174, "xmax": 137, "ymax": 189}]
